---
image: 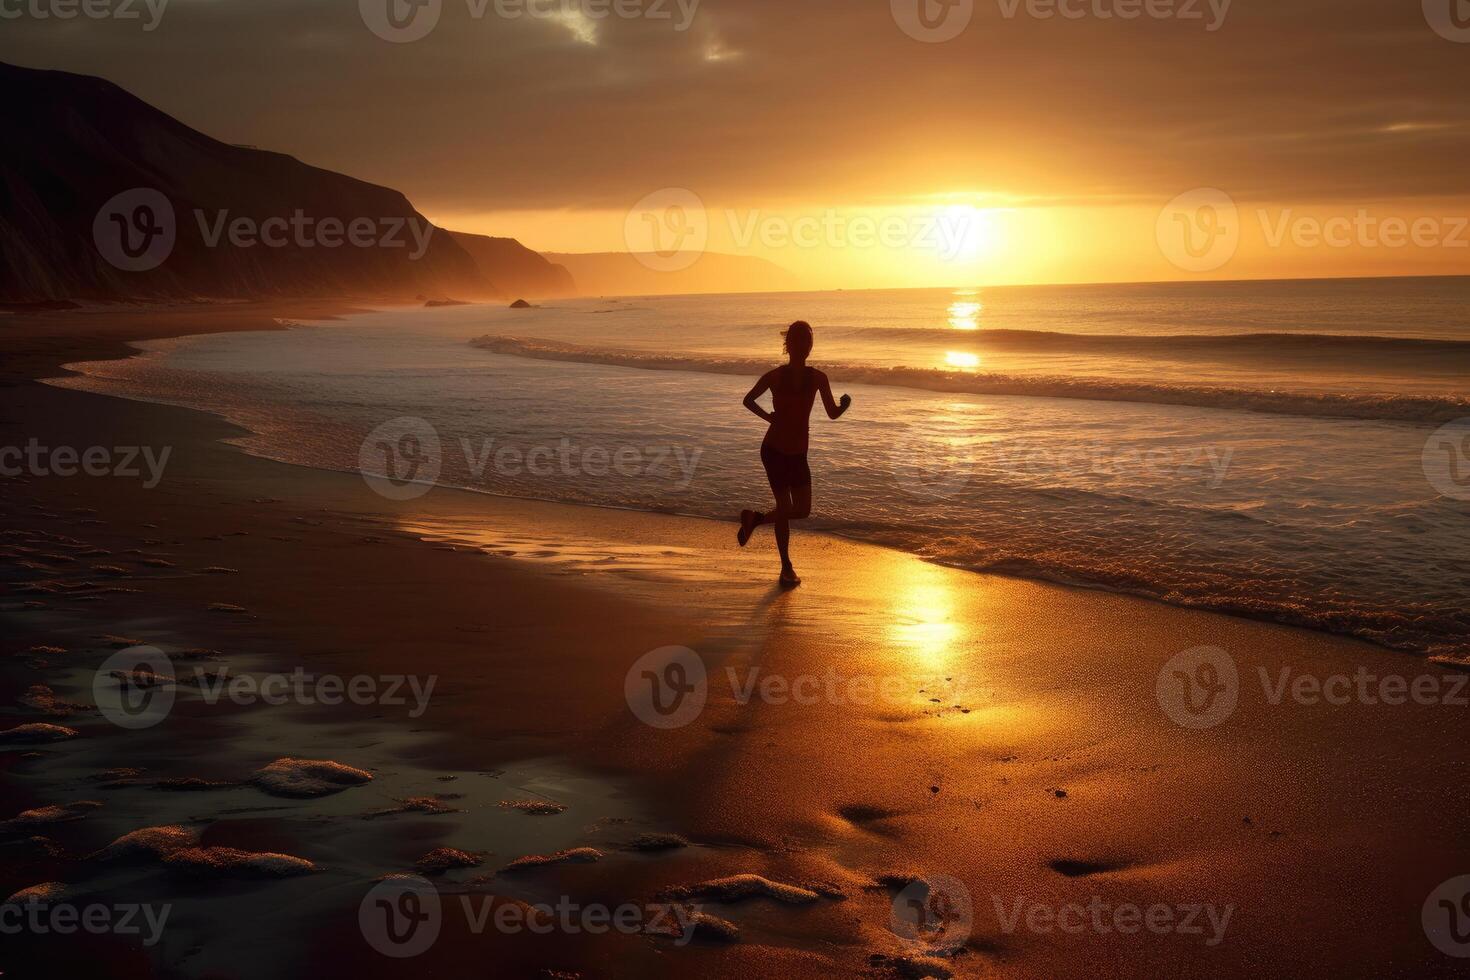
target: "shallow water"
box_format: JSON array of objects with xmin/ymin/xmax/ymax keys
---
[{"xmin": 52, "ymin": 280, "xmax": 1470, "ymax": 657}]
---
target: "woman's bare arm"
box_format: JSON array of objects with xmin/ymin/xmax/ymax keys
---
[
  {"xmin": 817, "ymin": 371, "xmax": 851, "ymax": 420},
  {"xmin": 744, "ymin": 371, "xmax": 777, "ymax": 424}
]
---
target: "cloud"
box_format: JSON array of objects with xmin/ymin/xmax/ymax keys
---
[{"xmin": 0, "ymin": 0, "xmax": 1463, "ymax": 217}]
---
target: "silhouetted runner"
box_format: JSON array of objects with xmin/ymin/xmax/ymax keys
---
[{"xmin": 737, "ymin": 320, "xmax": 851, "ymax": 585}]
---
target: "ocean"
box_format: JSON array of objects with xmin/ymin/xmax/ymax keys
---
[{"xmin": 55, "ymin": 277, "xmax": 1470, "ymax": 659}]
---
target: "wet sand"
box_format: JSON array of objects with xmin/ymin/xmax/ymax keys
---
[{"xmin": 2, "ymin": 305, "xmax": 1468, "ymax": 978}]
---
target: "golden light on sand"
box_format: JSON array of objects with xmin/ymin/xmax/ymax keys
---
[
  {"xmin": 888, "ymin": 572, "xmax": 962, "ymax": 671},
  {"xmin": 945, "ymin": 351, "xmax": 981, "ymax": 369},
  {"xmin": 948, "ymin": 301, "xmax": 982, "ymax": 331}
]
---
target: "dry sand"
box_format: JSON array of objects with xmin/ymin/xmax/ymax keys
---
[{"xmin": 1, "ymin": 304, "xmax": 1467, "ymax": 978}]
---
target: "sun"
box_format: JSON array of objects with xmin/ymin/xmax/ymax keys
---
[{"xmin": 932, "ymin": 205, "xmax": 1004, "ymax": 263}]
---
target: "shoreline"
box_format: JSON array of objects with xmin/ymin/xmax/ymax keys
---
[
  {"xmin": 38, "ymin": 302, "xmax": 1466, "ymax": 664},
  {"xmin": 3, "ymin": 302, "xmax": 1469, "ymax": 978}
]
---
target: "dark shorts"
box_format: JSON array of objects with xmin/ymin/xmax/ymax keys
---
[{"xmin": 761, "ymin": 443, "xmax": 811, "ymax": 495}]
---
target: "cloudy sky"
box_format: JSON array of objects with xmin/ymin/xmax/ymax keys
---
[{"xmin": 4, "ymin": 0, "xmax": 1468, "ymax": 287}]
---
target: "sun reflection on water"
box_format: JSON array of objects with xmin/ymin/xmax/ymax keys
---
[{"xmin": 948, "ymin": 300, "xmax": 982, "ymax": 331}]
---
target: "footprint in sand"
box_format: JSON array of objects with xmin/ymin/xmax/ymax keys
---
[
  {"xmin": 498, "ymin": 799, "xmax": 567, "ymax": 815},
  {"xmin": 363, "ymin": 797, "xmax": 461, "ymax": 820},
  {"xmin": 1047, "ymin": 858, "xmax": 1131, "ymax": 878},
  {"xmin": 500, "ymin": 847, "xmax": 602, "ymax": 873},
  {"xmin": 415, "ymin": 847, "xmax": 484, "ymax": 874},
  {"xmin": 248, "ymin": 758, "xmax": 373, "ymax": 798}
]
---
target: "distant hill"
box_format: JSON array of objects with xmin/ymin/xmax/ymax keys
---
[
  {"xmin": 0, "ymin": 62, "xmax": 545, "ymax": 304},
  {"xmin": 447, "ymin": 232, "xmax": 575, "ymax": 298},
  {"xmin": 543, "ymin": 251, "xmax": 799, "ymax": 297}
]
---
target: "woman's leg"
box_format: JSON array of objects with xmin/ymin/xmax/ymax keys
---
[
  {"xmin": 789, "ymin": 484, "xmax": 812, "ymax": 521},
  {"xmin": 769, "ymin": 486, "xmax": 794, "ymax": 570}
]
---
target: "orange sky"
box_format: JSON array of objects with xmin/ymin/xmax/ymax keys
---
[{"xmin": 4, "ymin": 0, "xmax": 1467, "ymax": 289}]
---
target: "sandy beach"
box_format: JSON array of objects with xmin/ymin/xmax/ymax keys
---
[{"xmin": 2, "ymin": 305, "xmax": 1468, "ymax": 978}]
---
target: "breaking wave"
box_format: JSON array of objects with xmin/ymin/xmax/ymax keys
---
[{"xmin": 471, "ymin": 335, "xmax": 1470, "ymax": 425}]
